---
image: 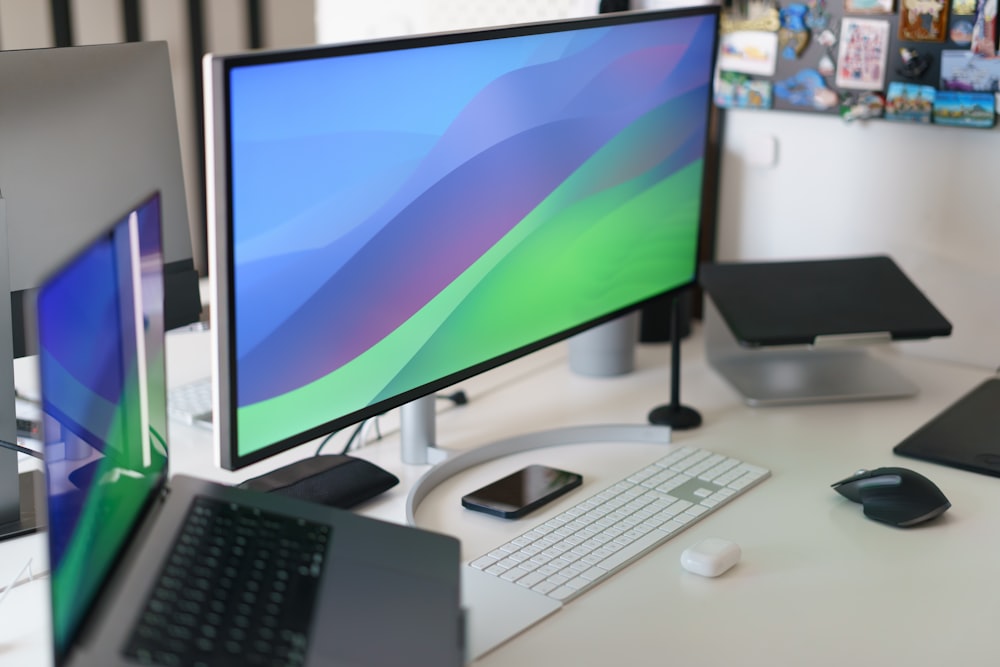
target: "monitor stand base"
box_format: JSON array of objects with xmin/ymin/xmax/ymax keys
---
[{"xmin": 404, "ymin": 422, "xmax": 673, "ymax": 525}]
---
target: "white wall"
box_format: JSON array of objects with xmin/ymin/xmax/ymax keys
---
[
  {"xmin": 314, "ymin": 1, "xmax": 998, "ymax": 371},
  {"xmin": 314, "ymin": 0, "xmax": 705, "ymax": 42},
  {"xmin": 315, "ymin": 0, "xmax": 593, "ymax": 42}
]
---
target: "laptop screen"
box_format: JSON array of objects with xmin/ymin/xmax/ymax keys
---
[{"xmin": 36, "ymin": 192, "xmax": 168, "ymax": 660}]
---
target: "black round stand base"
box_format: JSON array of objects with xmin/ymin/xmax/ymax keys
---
[{"xmin": 648, "ymin": 404, "xmax": 702, "ymax": 430}]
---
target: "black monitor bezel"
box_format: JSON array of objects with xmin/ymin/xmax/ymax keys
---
[{"xmin": 209, "ymin": 6, "xmax": 720, "ymax": 470}]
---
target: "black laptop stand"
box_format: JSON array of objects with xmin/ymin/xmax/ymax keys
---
[{"xmin": 700, "ymin": 256, "xmax": 953, "ymax": 406}]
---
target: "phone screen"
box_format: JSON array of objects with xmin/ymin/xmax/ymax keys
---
[{"xmin": 461, "ymin": 464, "xmax": 583, "ymax": 519}]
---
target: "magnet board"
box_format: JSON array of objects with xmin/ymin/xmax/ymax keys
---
[{"xmin": 715, "ymin": 0, "xmax": 998, "ymax": 127}]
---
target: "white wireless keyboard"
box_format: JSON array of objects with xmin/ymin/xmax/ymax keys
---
[
  {"xmin": 167, "ymin": 378, "xmax": 213, "ymax": 427},
  {"xmin": 468, "ymin": 446, "xmax": 769, "ymax": 603}
]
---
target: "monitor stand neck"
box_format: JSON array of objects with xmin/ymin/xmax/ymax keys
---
[
  {"xmin": 400, "ymin": 395, "xmax": 450, "ymax": 465},
  {"xmin": 0, "ymin": 197, "xmax": 43, "ymax": 540}
]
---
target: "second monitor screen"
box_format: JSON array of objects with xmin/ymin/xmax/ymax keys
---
[{"xmin": 217, "ymin": 8, "xmax": 719, "ymax": 465}]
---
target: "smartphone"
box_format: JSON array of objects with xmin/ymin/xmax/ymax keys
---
[{"xmin": 461, "ymin": 464, "xmax": 583, "ymax": 519}]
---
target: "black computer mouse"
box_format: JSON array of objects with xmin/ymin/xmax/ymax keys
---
[{"xmin": 831, "ymin": 466, "xmax": 951, "ymax": 527}]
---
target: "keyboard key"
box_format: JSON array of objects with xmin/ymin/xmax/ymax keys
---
[{"xmin": 168, "ymin": 378, "xmax": 213, "ymax": 425}]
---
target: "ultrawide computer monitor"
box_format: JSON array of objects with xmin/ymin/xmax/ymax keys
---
[
  {"xmin": 0, "ymin": 41, "xmax": 201, "ymax": 538},
  {"xmin": 205, "ymin": 7, "xmax": 720, "ymax": 470}
]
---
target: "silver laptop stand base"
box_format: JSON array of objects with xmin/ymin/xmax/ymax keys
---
[{"xmin": 704, "ymin": 300, "xmax": 918, "ymax": 406}]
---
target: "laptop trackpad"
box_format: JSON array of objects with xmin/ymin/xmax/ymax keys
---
[
  {"xmin": 462, "ymin": 567, "xmax": 562, "ymax": 661},
  {"xmin": 310, "ymin": 561, "xmax": 464, "ymax": 667}
]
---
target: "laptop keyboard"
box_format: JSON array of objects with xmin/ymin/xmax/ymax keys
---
[{"xmin": 124, "ymin": 496, "xmax": 331, "ymax": 667}]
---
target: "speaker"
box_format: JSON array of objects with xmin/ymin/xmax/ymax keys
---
[
  {"xmin": 640, "ymin": 289, "xmax": 693, "ymax": 343},
  {"xmin": 238, "ymin": 454, "xmax": 399, "ymax": 509}
]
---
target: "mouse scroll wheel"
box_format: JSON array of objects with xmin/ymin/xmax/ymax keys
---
[{"xmin": 854, "ymin": 469, "xmax": 869, "ymax": 477}]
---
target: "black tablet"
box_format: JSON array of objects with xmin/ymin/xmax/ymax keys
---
[{"xmin": 893, "ymin": 377, "xmax": 1000, "ymax": 477}]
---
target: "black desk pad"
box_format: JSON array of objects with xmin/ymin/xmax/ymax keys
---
[
  {"xmin": 700, "ymin": 255, "xmax": 953, "ymax": 347},
  {"xmin": 894, "ymin": 377, "xmax": 1000, "ymax": 477}
]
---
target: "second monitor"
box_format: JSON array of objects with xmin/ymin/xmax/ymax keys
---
[{"xmin": 0, "ymin": 41, "xmax": 202, "ymax": 539}]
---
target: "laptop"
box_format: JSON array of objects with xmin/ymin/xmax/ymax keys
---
[{"xmin": 36, "ymin": 192, "xmax": 464, "ymax": 667}]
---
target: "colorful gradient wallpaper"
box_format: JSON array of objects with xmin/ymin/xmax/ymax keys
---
[
  {"xmin": 226, "ymin": 11, "xmax": 718, "ymax": 458},
  {"xmin": 38, "ymin": 195, "xmax": 167, "ymax": 657}
]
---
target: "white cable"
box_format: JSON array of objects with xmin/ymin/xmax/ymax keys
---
[{"xmin": 0, "ymin": 558, "xmax": 49, "ymax": 607}]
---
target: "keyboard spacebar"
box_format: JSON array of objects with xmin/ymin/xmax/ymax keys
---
[
  {"xmin": 598, "ymin": 518, "xmax": 686, "ymax": 573},
  {"xmin": 556, "ymin": 519, "xmax": 687, "ymax": 602}
]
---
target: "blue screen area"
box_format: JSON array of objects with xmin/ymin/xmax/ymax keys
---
[
  {"xmin": 37, "ymin": 193, "xmax": 167, "ymax": 657},
  {"xmin": 219, "ymin": 9, "xmax": 719, "ymax": 464}
]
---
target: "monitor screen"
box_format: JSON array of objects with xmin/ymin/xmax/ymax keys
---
[
  {"xmin": 37, "ymin": 193, "xmax": 167, "ymax": 659},
  {"xmin": 206, "ymin": 7, "xmax": 720, "ymax": 469}
]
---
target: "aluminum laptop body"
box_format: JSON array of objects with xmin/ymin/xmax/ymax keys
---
[{"xmin": 37, "ymin": 192, "xmax": 464, "ymax": 667}]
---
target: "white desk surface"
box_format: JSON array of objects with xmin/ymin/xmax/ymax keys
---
[{"xmin": 3, "ymin": 323, "xmax": 997, "ymax": 666}]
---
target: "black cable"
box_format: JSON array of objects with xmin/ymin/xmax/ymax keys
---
[
  {"xmin": 50, "ymin": 0, "xmax": 73, "ymax": 46},
  {"xmin": 338, "ymin": 422, "xmax": 365, "ymax": 455},
  {"xmin": 437, "ymin": 390, "xmax": 468, "ymax": 406},
  {"xmin": 314, "ymin": 420, "xmax": 365, "ymax": 457},
  {"xmin": 314, "ymin": 429, "xmax": 339, "ymax": 456},
  {"xmin": 246, "ymin": 0, "xmax": 263, "ymax": 48},
  {"xmin": 0, "ymin": 438, "xmax": 42, "ymax": 460},
  {"xmin": 316, "ymin": 394, "xmax": 461, "ymax": 457},
  {"xmin": 187, "ymin": 0, "xmax": 210, "ymax": 273},
  {"xmin": 13, "ymin": 389, "xmax": 39, "ymax": 405},
  {"xmin": 149, "ymin": 427, "xmax": 168, "ymax": 456},
  {"xmin": 122, "ymin": 0, "xmax": 142, "ymax": 42}
]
